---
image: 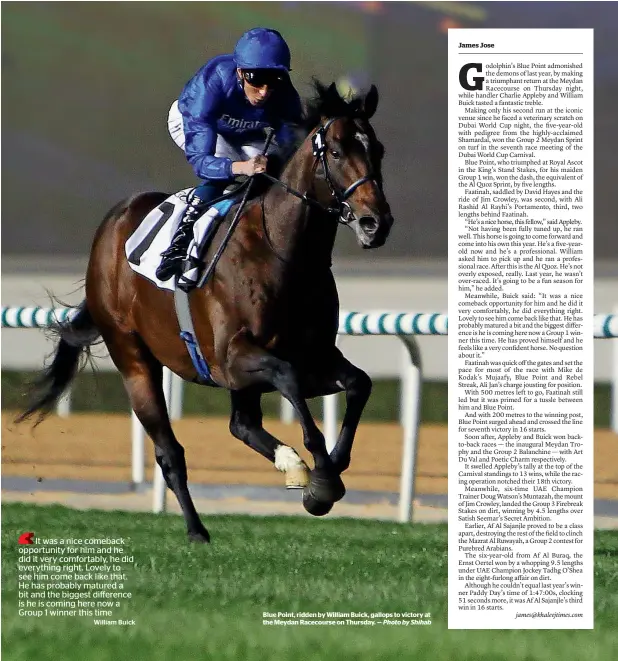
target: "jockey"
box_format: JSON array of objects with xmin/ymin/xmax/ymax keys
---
[{"xmin": 156, "ymin": 27, "xmax": 303, "ymax": 282}]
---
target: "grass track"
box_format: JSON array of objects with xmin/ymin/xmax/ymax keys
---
[{"xmin": 2, "ymin": 503, "xmax": 618, "ymax": 660}]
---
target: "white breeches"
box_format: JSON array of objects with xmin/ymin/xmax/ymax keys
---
[{"xmin": 167, "ymin": 100, "xmax": 280, "ymax": 160}]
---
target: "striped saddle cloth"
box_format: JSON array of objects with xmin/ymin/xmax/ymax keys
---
[{"xmin": 125, "ymin": 189, "xmax": 234, "ymax": 292}]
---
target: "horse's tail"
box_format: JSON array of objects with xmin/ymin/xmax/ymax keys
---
[{"xmin": 15, "ymin": 300, "xmax": 101, "ymax": 425}]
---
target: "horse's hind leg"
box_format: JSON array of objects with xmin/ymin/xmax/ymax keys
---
[
  {"xmin": 229, "ymin": 389, "xmax": 309, "ymax": 488},
  {"xmin": 104, "ymin": 331, "xmax": 210, "ymax": 543}
]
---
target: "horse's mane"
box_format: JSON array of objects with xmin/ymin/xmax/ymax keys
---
[
  {"xmin": 269, "ymin": 80, "xmax": 373, "ymax": 178},
  {"xmin": 302, "ymin": 79, "xmax": 369, "ymax": 131}
]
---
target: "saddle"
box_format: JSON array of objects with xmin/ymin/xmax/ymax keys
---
[
  {"xmin": 125, "ymin": 188, "xmax": 244, "ymax": 386},
  {"xmin": 125, "ymin": 178, "xmax": 260, "ymax": 386}
]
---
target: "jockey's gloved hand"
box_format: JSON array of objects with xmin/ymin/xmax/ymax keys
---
[{"xmin": 232, "ymin": 155, "xmax": 267, "ymax": 177}]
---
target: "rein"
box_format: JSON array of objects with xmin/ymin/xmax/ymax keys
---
[
  {"xmin": 195, "ymin": 128, "xmax": 276, "ymax": 288},
  {"xmin": 259, "ymin": 171, "xmax": 337, "ymax": 215}
]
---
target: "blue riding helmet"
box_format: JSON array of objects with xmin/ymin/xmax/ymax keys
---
[{"xmin": 233, "ymin": 28, "xmax": 291, "ymax": 71}]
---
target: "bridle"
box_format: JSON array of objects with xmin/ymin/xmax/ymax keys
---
[{"xmin": 260, "ymin": 116, "xmax": 378, "ymax": 224}]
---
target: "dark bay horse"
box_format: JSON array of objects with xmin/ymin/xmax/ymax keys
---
[{"xmin": 18, "ymin": 82, "xmax": 394, "ymax": 543}]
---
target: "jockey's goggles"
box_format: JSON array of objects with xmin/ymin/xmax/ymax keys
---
[{"xmin": 242, "ymin": 69, "xmax": 286, "ymax": 89}]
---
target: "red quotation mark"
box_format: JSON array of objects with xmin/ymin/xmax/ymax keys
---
[{"xmin": 18, "ymin": 532, "xmax": 35, "ymax": 545}]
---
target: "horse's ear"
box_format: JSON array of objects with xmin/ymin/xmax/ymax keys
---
[
  {"xmin": 318, "ymin": 82, "xmax": 342, "ymax": 117},
  {"xmin": 326, "ymin": 82, "xmax": 340, "ymax": 101},
  {"xmin": 362, "ymin": 85, "xmax": 379, "ymax": 118}
]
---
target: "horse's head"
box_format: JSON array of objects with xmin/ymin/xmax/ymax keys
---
[{"xmin": 304, "ymin": 82, "xmax": 394, "ymax": 249}]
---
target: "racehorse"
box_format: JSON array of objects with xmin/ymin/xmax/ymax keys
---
[{"xmin": 18, "ymin": 82, "xmax": 394, "ymax": 543}]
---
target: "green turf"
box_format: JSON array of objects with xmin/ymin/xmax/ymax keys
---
[
  {"xmin": 2, "ymin": 504, "xmax": 617, "ymax": 660},
  {"xmin": 2, "ymin": 370, "xmax": 613, "ymax": 428}
]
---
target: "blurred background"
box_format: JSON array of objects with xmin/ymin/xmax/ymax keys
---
[
  {"xmin": 2, "ymin": 1, "xmax": 616, "ymax": 424},
  {"xmin": 3, "ymin": 1, "xmax": 618, "ymax": 260}
]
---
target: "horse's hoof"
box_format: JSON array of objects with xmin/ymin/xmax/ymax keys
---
[
  {"xmin": 285, "ymin": 464, "xmax": 310, "ymax": 489},
  {"xmin": 188, "ymin": 529, "xmax": 211, "ymax": 544},
  {"xmin": 302, "ymin": 491, "xmax": 334, "ymax": 517},
  {"xmin": 308, "ymin": 470, "xmax": 346, "ymax": 503}
]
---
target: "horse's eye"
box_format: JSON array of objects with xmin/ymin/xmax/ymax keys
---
[{"xmin": 330, "ymin": 150, "xmax": 341, "ymax": 160}]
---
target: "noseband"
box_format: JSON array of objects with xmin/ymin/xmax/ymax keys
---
[{"xmin": 261, "ymin": 116, "xmax": 377, "ymax": 223}]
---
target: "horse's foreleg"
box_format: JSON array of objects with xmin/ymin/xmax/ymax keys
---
[
  {"xmin": 229, "ymin": 389, "xmax": 309, "ymax": 488},
  {"xmin": 104, "ymin": 331, "xmax": 210, "ymax": 543},
  {"xmin": 224, "ymin": 333, "xmax": 344, "ymax": 511},
  {"xmin": 320, "ymin": 354, "xmax": 373, "ymax": 475}
]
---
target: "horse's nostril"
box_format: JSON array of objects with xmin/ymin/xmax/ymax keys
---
[{"xmin": 359, "ymin": 216, "xmax": 379, "ymax": 235}]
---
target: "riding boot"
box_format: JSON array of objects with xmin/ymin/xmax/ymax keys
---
[{"xmin": 155, "ymin": 182, "xmax": 223, "ymax": 282}]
